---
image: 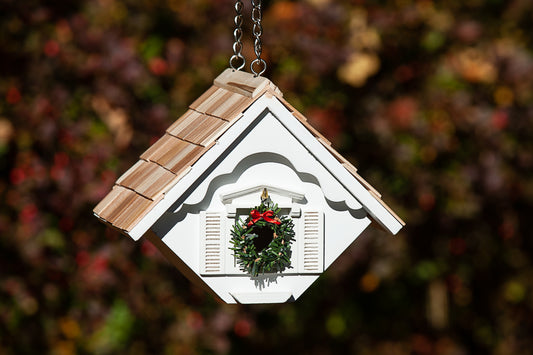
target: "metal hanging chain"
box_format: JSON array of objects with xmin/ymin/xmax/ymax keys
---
[
  {"xmin": 230, "ymin": 0, "xmax": 245, "ymax": 71},
  {"xmin": 251, "ymin": 0, "xmax": 266, "ymax": 76}
]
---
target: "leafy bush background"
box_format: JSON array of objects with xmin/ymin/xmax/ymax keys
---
[{"xmin": 1, "ymin": 0, "xmax": 533, "ymax": 354}]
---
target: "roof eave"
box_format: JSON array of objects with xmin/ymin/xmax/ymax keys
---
[
  {"xmin": 265, "ymin": 96, "xmax": 404, "ymax": 235},
  {"xmin": 127, "ymin": 94, "xmax": 404, "ymax": 240},
  {"xmin": 127, "ymin": 95, "xmax": 275, "ymax": 241}
]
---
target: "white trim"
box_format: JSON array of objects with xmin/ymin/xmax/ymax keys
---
[
  {"xmin": 230, "ymin": 291, "xmax": 293, "ymax": 304},
  {"xmin": 219, "ymin": 183, "xmax": 305, "ymax": 204},
  {"xmin": 266, "ymin": 97, "xmax": 403, "ymax": 235},
  {"xmin": 199, "ymin": 211, "xmax": 225, "ymax": 275},
  {"xmin": 128, "ymin": 96, "xmax": 272, "ymax": 240},
  {"xmin": 298, "ymin": 210, "xmax": 324, "ymax": 273},
  {"xmin": 128, "ymin": 94, "xmax": 403, "ymax": 240}
]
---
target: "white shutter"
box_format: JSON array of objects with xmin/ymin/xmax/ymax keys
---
[
  {"xmin": 298, "ymin": 211, "xmax": 324, "ymax": 273},
  {"xmin": 200, "ymin": 211, "xmax": 225, "ymax": 275}
]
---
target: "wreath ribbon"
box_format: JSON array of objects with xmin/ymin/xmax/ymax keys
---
[{"xmin": 247, "ymin": 209, "xmax": 281, "ymax": 227}]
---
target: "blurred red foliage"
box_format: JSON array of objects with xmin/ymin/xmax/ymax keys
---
[{"xmin": 1, "ymin": 0, "xmax": 533, "ymax": 354}]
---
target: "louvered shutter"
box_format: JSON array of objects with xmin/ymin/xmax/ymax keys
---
[
  {"xmin": 298, "ymin": 211, "xmax": 324, "ymax": 273},
  {"xmin": 200, "ymin": 211, "xmax": 225, "ymax": 275}
]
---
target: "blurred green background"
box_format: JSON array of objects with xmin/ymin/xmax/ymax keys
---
[{"xmin": 1, "ymin": 0, "xmax": 533, "ymax": 354}]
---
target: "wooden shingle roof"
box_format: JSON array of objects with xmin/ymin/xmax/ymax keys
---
[{"xmin": 94, "ymin": 69, "xmax": 404, "ymax": 234}]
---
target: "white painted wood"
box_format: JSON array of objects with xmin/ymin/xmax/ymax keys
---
[
  {"xmin": 298, "ymin": 211, "xmax": 324, "ymax": 273},
  {"xmin": 220, "ymin": 181, "xmax": 304, "ymax": 276},
  {"xmin": 220, "ymin": 183, "xmax": 305, "ymax": 204},
  {"xmin": 128, "ymin": 95, "xmax": 272, "ymax": 240},
  {"xmin": 266, "ymin": 96, "xmax": 404, "ymax": 235},
  {"xmin": 203, "ymin": 275, "xmax": 320, "ymax": 304},
  {"xmin": 199, "ymin": 211, "xmax": 225, "ymax": 275},
  {"xmin": 230, "ymin": 291, "xmax": 293, "ymax": 304},
  {"xmin": 290, "ymin": 206, "xmax": 301, "ymax": 218},
  {"xmin": 129, "ymin": 94, "xmax": 402, "ymax": 240},
  {"xmin": 128, "ymin": 87, "xmax": 404, "ymax": 304},
  {"xmin": 171, "ymin": 117, "xmax": 364, "ymax": 217},
  {"xmin": 224, "ymin": 211, "xmax": 243, "ymax": 275},
  {"xmin": 323, "ymin": 214, "xmax": 371, "ymax": 270},
  {"xmin": 150, "ymin": 113, "xmax": 369, "ymax": 301},
  {"xmin": 151, "ymin": 110, "xmax": 372, "ymax": 295}
]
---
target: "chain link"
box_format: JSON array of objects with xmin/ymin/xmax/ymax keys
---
[
  {"xmin": 251, "ymin": 0, "xmax": 266, "ymax": 76},
  {"xmin": 229, "ymin": 0, "xmax": 245, "ymax": 71}
]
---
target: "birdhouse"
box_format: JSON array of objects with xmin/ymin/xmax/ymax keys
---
[{"xmin": 93, "ymin": 69, "xmax": 405, "ymax": 304}]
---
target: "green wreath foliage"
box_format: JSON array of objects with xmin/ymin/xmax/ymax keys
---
[{"xmin": 230, "ymin": 196, "xmax": 295, "ymax": 276}]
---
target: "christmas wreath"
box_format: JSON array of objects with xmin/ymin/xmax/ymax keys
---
[{"xmin": 230, "ymin": 189, "xmax": 295, "ymax": 276}]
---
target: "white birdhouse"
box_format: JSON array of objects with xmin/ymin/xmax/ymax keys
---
[{"xmin": 94, "ymin": 69, "xmax": 404, "ymax": 304}]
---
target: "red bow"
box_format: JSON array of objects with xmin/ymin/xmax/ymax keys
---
[{"xmin": 247, "ymin": 209, "xmax": 281, "ymax": 227}]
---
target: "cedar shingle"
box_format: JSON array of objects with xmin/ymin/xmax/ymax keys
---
[
  {"xmin": 208, "ymin": 91, "xmax": 252, "ymax": 120},
  {"xmin": 117, "ymin": 160, "xmax": 177, "ymax": 200},
  {"xmin": 140, "ymin": 133, "xmax": 204, "ymax": 174},
  {"xmin": 140, "ymin": 134, "xmax": 188, "ymax": 163},
  {"xmin": 191, "ymin": 87, "xmax": 252, "ymax": 121},
  {"xmin": 94, "ymin": 186, "xmax": 127, "ymax": 218},
  {"xmin": 189, "ymin": 85, "xmax": 218, "ymax": 111},
  {"xmin": 110, "ymin": 192, "xmax": 155, "ymax": 231},
  {"xmin": 166, "ymin": 110, "xmax": 205, "ymax": 138},
  {"xmin": 96, "ymin": 186, "xmax": 142, "ymax": 223},
  {"xmin": 167, "ymin": 111, "xmax": 228, "ymax": 146},
  {"xmin": 190, "ymin": 86, "xmax": 226, "ymax": 115},
  {"xmin": 163, "ymin": 144, "xmax": 205, "ymax": 174}
]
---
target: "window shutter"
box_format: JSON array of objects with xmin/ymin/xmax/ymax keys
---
[
  {"xmin": 200, "ymin": 211, "xmax": 225, "ymax": 275},
  {"xmin": 298, "ymin": 211, "xmax": 324, "ymax": 273}
]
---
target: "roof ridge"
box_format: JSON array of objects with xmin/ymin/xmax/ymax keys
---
[{"xmin": 213, "ymin": 69, "xmax": 275, "ymax": 98}]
